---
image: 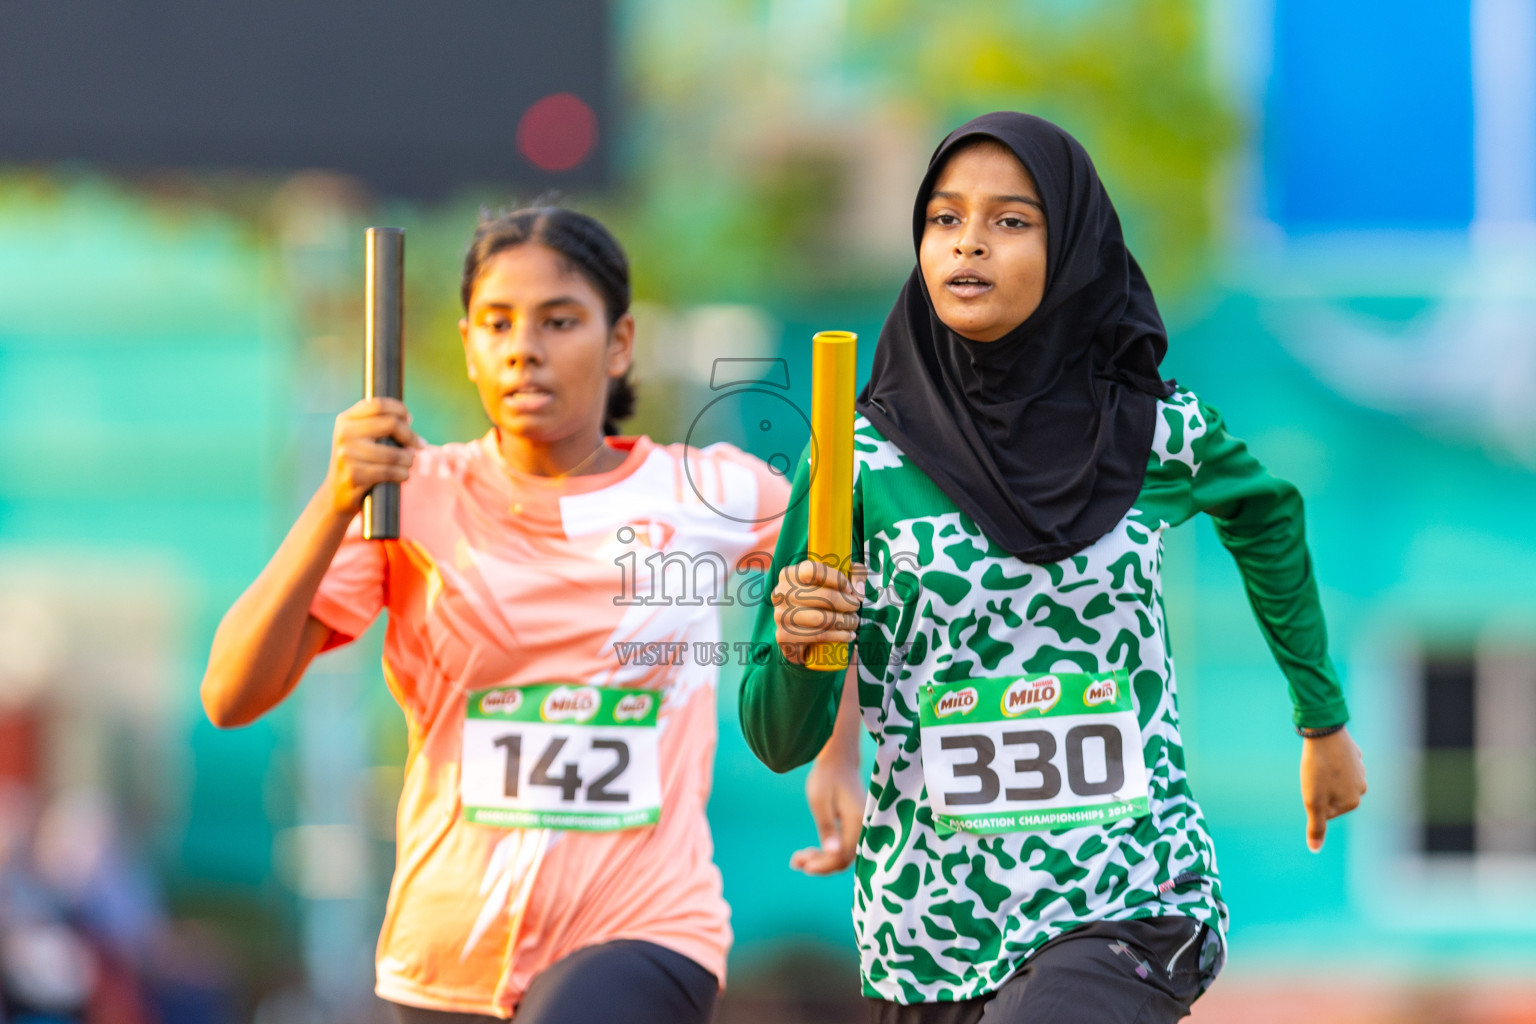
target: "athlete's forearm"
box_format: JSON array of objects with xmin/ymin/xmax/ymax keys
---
[
  {"xmin": 815, "ymin": 661, "xmax": 862, "ymax": 769},
  {"xmin": 1192, "ymin": 402, "xmax": 1348, "ymax": 730},
  {"xmin": 1214, "ymin": 489, "xmax": 1347, "ymax": 729},
  {"xmin": 738, "ymin": 442, "xmax": 847, "ymax": 770},
  {"xmin": 202, "ymin": 483, "xmax": 351, "ymax": 727},
  {"xmin": 740, "ymin": 652, "xmax": 843, "ymax": 773}
]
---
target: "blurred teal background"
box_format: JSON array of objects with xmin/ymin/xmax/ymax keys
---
[{"xmin": 3, "ymin": 1, "xmax": 1536, "ymax": 1022}]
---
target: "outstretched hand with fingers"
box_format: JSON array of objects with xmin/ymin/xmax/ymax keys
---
[
  {"xmin": 791, "ymin": 753, "xmax": 864, "ymax": 875},
  {"xmin": 1299, "ymin": 727, "xmax": 1367, "ymax": 852}
]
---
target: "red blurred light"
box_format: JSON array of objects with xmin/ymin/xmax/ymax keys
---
[{"xmin": 516, "ymin": 93, "xmax": 598, "ymax": 172}]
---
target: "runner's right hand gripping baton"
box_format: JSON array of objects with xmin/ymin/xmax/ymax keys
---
[
  {"xmin": 808, "ymin": 330, "xmax": 857, "ymax": 670},
  {"xmin": 363, "ymin": 227, "xmax": 404, "ymax": 541}
]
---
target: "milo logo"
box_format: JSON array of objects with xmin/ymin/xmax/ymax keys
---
[
  {"xmin": 541, "ymin": 685, "xmax": 601, "ymax": 723},
  {"xmin": 614, "ymin": 693, "xmax": 655, "ymax": 722},
  {"xmin": 479, "ymin": 689, "xmax": 523, "ymax": 716},
  {"xmin": 934, "ymin": 686, "xmax": 978, "ymax": 718},
  {"xmin": 1001, "ymin": 677, "xmax": 1060, "ymax": 717},
  {"xmin": 1084, "ymin": 677, "xmax": 1118, "ymax": 707}
]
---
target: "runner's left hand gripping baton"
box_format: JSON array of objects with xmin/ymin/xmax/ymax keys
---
[
  {"xmin": 808, "ymin": 330, "xmax": 857, "ymax": 670},
  {"xmin": 363, "ymin": 227, "xmax": 404, "ymax": 541}
]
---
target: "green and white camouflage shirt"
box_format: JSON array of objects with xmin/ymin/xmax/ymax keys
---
[{"xmin": 741, "ymin": 388, "xmax": 1348, "ymax": 1003}]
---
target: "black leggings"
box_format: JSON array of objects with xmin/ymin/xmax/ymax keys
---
[
  {"xmin": 389, "ymin": 939, "xmax": 718, "ymax": 1024},
  {"xmin": 868, "ymin": 916, "xmax": 1211, "ymax": 1024}
]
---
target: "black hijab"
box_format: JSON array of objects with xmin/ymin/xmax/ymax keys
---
[{"xmin": 855, "ymin": 112, "xmax": 1173, "ymax": 564}]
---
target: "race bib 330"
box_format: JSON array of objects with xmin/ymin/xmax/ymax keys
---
[{"xmin": 918, "ymin": 671, "xmax": 1149, "ymax": 834}]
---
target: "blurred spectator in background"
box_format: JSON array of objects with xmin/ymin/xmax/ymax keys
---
[{"xmin": 0, "ymin": 784, "xmax": 235, "ymax": 1024}]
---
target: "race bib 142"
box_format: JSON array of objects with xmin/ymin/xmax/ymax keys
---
[
  {"xmin": 461, "ymin": 682, "xmax": 664, "ymax": 831},
  {"xmin": 918, "ymin": 671, "xmax": 1149, "ymax": 834}
]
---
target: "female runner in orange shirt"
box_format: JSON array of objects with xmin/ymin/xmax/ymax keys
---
[{"xmin": 201, "ymin": 206, "xmax": 858, "ymax": 1022}]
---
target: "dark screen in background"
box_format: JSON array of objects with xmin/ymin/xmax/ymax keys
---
[{"xmin": 0, "ymin": 0, "xmax": 611, "ymax": 195}]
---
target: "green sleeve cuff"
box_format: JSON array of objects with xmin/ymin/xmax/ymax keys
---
[
  {"xmin": 738, "ymin": 440, "xmax": 853, "ymax": 773},
  {"xmin": 739, "ymin": 651, "xmax": 844, "ymax": 773},
  {"xmin": 1292, "ymin": 697, "xmax": 1350, "ymax": 732},
  {"xmin": 774, "ymin": 650, "xmax": 846, "ymax": 684}
]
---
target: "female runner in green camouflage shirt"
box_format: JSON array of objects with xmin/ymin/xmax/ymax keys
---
[{"xmin": 741, "ymin": 112, "xmax": 1367, "ymax": 1024}]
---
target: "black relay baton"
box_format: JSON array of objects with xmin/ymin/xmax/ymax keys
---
[{"xmin": 362, "ymin": 226, "xmax": 404, "ymax": 541}]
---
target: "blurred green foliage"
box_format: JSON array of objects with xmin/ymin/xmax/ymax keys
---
[
  {"xmin": 846, "ymin": 0, "xmax": 1238, "ymax": 292},
  {"xmin": 395, "ymin": 0, "xmax": 1238, "ymax": 441},
  {"xmin": 606, "ymin": 0, "xmax": 1235, "ymax": 300},
  {"xmin": 0, "ymin": 0, "xmax": 1239, "ymax": 451}
]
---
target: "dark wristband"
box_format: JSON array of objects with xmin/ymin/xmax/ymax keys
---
[{"xmin": 1296, "ymin": 722, "xmax": 1346, "ymax": 739}]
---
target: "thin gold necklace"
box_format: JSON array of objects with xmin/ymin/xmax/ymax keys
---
[
  {"xmin": 553, "ymin": 437, "xmax": 613, "ymax": 480},
  {"xmin": 502, "ymin": 436, "xmax": 612, "ymax": 516},
  {"xmin": 494, "ymin": 429, "xmax": 612, "ymax": 480}
]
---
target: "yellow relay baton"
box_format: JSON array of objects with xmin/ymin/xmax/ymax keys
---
[{"xmin": 808, "ymin": 330, "xmax": 857, "ymax": 670}]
